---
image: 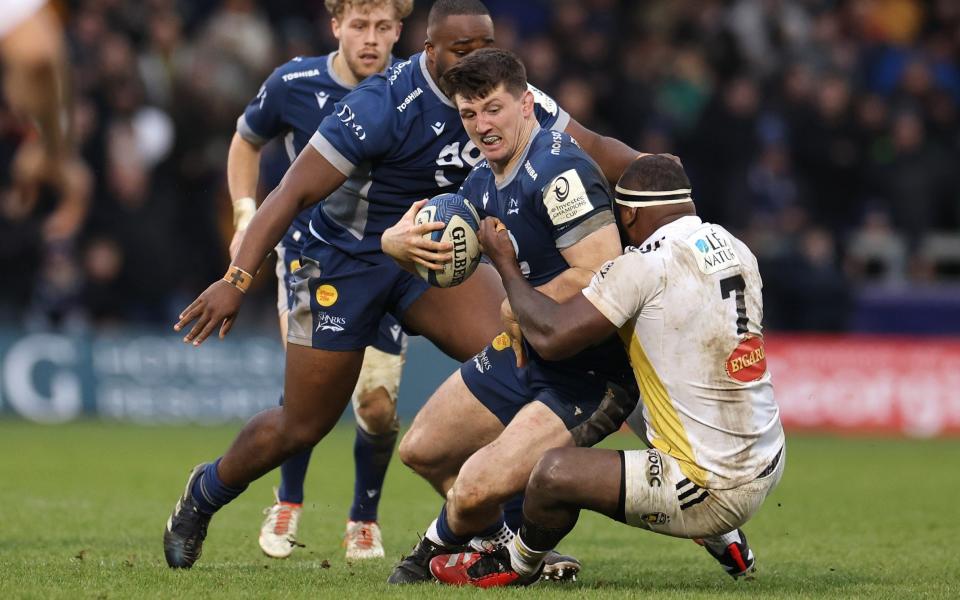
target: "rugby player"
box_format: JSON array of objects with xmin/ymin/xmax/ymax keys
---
[
  {"xmin": 164, "ymin": 0, "xmax": 646, "ymax": 571},
  {"xmin": 430, "ymin": 154, "xmax": 785, "ymax": 587},
  {"xmin": 385, "ymin": 47, "xmax": 636, "ymax": 584},
  {"xmin": 228, "ymin": 0, "xmax": 412, "ymax": 561}
]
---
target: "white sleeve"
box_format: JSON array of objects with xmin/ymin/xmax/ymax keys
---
[
  {"xmin": 581, "ymin": 252, "xmax": 660, "ymax": 327},
  {"xmin": 0, "ymin": 0, "xmax": 46, "ymax": 38}
]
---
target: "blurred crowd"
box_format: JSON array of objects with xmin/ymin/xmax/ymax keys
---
[{"xmin": 1, "ymin": 0, "xmax": 958, "ymax": 332}]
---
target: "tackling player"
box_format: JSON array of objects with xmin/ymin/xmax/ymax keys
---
[
  {"xmin": 431, "ymin": 155, "xmax": 785, "ymax": 587},
  {"xmin": 385, "ymin": 47, "xmax": 636, "ymax": 584},
  {"xmin": 228, "ymin": 0, "xmax": 412, "ymax": 561},
  {"xmin": 164, "ymin": 0, "xmax": 646, "ymax": 572}
]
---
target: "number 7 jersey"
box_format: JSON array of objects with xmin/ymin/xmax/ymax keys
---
[{"xmin": 582, "ymin": 216, "xmax": 784, "ymax": 489}]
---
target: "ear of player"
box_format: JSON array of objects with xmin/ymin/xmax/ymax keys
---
[{"xmin": 414, "ymin": 193, "xmax": 482, "ymax": 288}]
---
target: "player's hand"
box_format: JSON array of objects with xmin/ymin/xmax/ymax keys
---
[
  {"xmin": 229, "ymin": 228, "xmax": 246, "ymax": 261},
  {"xmin": 381, "ymin": 199, "xmax": 453, "ymax": 272},
  {"xmin": 500, "ymin": 298, "xmax": 528, "ymax": 368},
  {"xmin": 174, "ymin": 280, "xmax": 244, "ymax": 346},
  {"xmin": 478, "ymin": 217, "xmax": 518, "ymax": 273}
]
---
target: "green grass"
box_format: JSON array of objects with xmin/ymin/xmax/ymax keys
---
[{"xmin": 1, "ymin": 421, "xmax": 958, "ymax": 599}]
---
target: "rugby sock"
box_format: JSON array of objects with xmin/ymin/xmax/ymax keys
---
[
  {"xmin": 191, "ymin": 458, "xmax": 247, "ymax": 515},
  {"xmin": 503, "ymin": 494, "xmax": 525, "ymax": 532},
  {"xmin": 518, "ymin": 515, "xmax": 575, "ymax": 554},
  {"xmin": 702, "ymin": 529, "xmax": 741, "ymax": 554},
  {"xmin": 469, "ymin": 520, "xmax": 514, "ymax": 551},
  {"xmin": 348, "ymin": 426, "xmax": 397, "ymax": 522},
  {"xmin": 425, "ymin": 504, "xmax": 471, "ymax": 547},
  {"xmin": 276, "ymin": 393, "xmax": 312, "ymax": 505},
  {"xmin": 508, "ymin": 534, "xmax": 549, "ymax": 577},
  {"xmin": 278, "ymin": 448, "xmax": 312, "ymax": 504}
]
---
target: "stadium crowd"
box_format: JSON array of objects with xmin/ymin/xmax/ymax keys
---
[{"xmin": 1, "ymin": 0, "xmax": 958, "ymax": 331}]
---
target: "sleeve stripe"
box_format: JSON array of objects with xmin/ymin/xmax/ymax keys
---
[
  {"xmin": 552, "ymin": 108, "xmax": 571, "ymax": 133},
  {"xmin": 309, "ymin": 131, "xmax": 357, "ymax": 176},
  {"xmin": 555, "ymin": 210, "xmax": 614, "ymax": 249},
  {"xmin": 236, "ymin": 115, "xmax": 270, "ymax": 147}
]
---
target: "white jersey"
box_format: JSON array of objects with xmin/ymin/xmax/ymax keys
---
[
  {"xmin": 583, "ymin": 216, "xmax": 783, "ymax": 489},
  {"xmin": 0, "ymin": 0, "xmax": 45, "ymax": 38}
]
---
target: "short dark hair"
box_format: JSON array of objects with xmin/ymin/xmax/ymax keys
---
[
  {"xmin": 619, "ymin": 155, "xmax": 691, "ymax": 194},
  {"xmin": 441, "ymin": 48, "xmax": 527, "ymax": 101},
  {"xmin": 427, "ymin": 0, "xmax": 489, "ymax": 29}
]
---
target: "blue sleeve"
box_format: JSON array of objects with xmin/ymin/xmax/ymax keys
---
[
  {"xmin": 529, "ymin": 83, "xmax": 571, "ymax": 133},
  {"xmin": 236, "ymin": 67, "xmax": 288, "ymax": 146},
  {"xmin": 458, "ymin": 170, "xmax": 490, "ymax": 219},
  {"xmin": 308, "ymin": 80, "xmax": 398, "ymax": 176},
  {"xmin": 539, "ymin": 154, "xmax": 613, "ymax": 248}
]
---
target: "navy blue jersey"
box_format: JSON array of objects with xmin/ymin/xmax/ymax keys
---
[
  {"xmin": 461, "ymin": 126, "xmax": 630, "ymax": 382},
  {"xmin": 237, "ymin": 52, "xmax": 389, "ymax": 247},
  {"xmin": 308, "ymin": 51, "xmax": 570, "ymax": 263}
]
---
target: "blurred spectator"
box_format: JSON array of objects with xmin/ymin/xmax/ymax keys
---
[{"xmin": 0, "ymin": 0, "xmax": 958, "ymax": 333}]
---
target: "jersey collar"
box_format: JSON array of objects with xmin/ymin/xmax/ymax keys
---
[
  {"xmin": 419, "ymin": 52, "xmax": 456, "ymax": 108},
  {"xmin": 327, "ymin": 51, "xmax": 355, "ymax": 90},
  {"xmin": 635, "ymin": 215, "xmax": 703, "ymax": 249}
]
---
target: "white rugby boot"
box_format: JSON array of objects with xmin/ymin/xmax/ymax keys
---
[
  {"xmin": 344, "ymin": 520, "xmax": 385, "ymax": 559},
  {"xmin": 258, "ymin": 490, "xmax": 302, "ymax": 558}
]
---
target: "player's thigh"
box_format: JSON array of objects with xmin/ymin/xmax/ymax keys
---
[
  {"xmin": 527, "ymin": 447, "xmax": 623, "ymax": 520},
  {"xmin": 402, "ymin": 262, "xmax": 506, "ymax": 361},
  {"xmin": 282, "ymin": 343, "xmax": 364, "ymax": 441},
  {"xmin": 454, "ymin": 400, "xmax": 574, "ymax": 502},
  {"xmin": 401, "ymin": 368, "xmax": 503, "ymax": 471}
]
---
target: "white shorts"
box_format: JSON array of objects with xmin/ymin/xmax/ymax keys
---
[{"xmin": 622, "ymin": 447, "xmax": 784, "ymax": 539}]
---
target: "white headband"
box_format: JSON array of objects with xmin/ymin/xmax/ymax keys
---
[{"xmin": 614, "ymin": 186, "xmax": 693, "ymax": 207}]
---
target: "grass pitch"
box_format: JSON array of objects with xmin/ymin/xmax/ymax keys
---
[{"xmin": 1, "ymin": 421, "xmax": 958, "ymax": 599}]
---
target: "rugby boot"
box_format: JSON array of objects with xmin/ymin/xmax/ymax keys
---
[
  {"xmin": 695, "ymin": 528, "xmax": 756, "ymax": 580},
  {"xmin": 163, "ymin": 464, "xmax": 213, "ymax": 569},
  {"xmin": 259, "ymin": 490, "xmax": 303, "ymax": 558},
  {"xmin": 429, "ymin": 546, "xmax": 541, "ymax": 588},
  {"xmin": 344, "ymin": 520, "xmax": 385, "ymax": 559},
  {"xmin": 387, "ymin": 537, "xmax": 466, "ymax": 584},
  {"xmin": 541, "ymin": 550, "xmax": 581, "ymax": 581}
]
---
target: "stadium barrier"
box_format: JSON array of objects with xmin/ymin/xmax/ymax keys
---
[{"xmin": 0, "ymin": 330, "xmax": 957, "ymax": 437}]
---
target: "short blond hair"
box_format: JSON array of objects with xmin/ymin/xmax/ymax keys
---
[{"xmin": 324, "ymin": 0, "xmax": 414, "ymax": 21}]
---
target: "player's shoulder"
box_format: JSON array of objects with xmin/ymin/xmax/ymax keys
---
[
  {"xmin": 523, "ymin": 128, "xmax": 600, "ymax": 192},
  {"xmin": 272, "ymin": 54, "xmax": 330, "ymax": 84}
]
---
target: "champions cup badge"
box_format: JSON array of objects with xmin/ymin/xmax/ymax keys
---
[{"xmin": 725, "ymin": 335, "xmax": 767, "ymax": 382}]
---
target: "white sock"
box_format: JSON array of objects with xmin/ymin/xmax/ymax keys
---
[
  {"xmin": 425, "ymin": 519, "xmax": 444, "ymax": 547},
  {"xmin": 508, "ymin": 534, "xmax": 548, "ymax": 577},
  {"xmin": 702, "ymin": 529, "xmax": 741, "ymax": 554},
  {"xmin": 469, "ymin": 522, "xmax": 515, "ymax": 551}
]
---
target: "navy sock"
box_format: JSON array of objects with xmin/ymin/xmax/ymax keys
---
[
  {"xmin": 435, "ymin": 504, "xmax": 472, "ymax": 547},
  {"xmin": 191, "ymin": 458, "xmax": 247, "ymax": 515},
  {"xmin": 275, "ymin": 392, "xmax": 311, "ymax": 504},
  {"xmin": 278, "ymin": 448, "xmax": 312, "ymax": 504},
  {"xmin": 503, "ymin": 494, "xmax": 525, "ymax": 532},
  {"xmin": 349, "ymin": 426, "xmax": 397, "ymax": 521}
]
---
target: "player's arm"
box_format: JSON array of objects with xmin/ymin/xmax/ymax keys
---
[
  {"xmin": 226, "ymin": 132, "xmax": 264, "ymax": 259},
  {"xmin": 564, "ymin": 118, "xmax": 647, "ymax": 186},
  {"xmin": 175, "ymin": 146, "xmax": 347, "ymax": 345},
  {"xmin": 480, "ymin": 218, "xmax": 616, "ymax": 361}
]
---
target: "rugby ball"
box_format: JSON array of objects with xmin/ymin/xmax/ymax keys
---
[{"xmin": 414, "ymin": 193, "xmax": 482, "ymax": 288}]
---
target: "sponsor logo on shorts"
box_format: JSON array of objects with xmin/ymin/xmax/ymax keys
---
[
  {"xmin": 315, "ymin": 312, "xmax": 347, "ymax": 332},
  {"xmin": 640, "ymin": 512, "xmax": 670, "ymax": 525},
  {"xmin": 645, "ymin": 449, "xmax": 663, "ymax": 487},
  {"xmin": 491, "ymin": 333, "xmax": 511, "ymax": 352},
  {"xmin": 290, "ymin": 259, "xmax": 301, "ymax": 273},
  {"xmin": 725, "ymin": 335, "xmax": 766, "ymax": 382},
  {"xmin": 474, "ymin": 349, "xmax": 491, "ymax": 373},
  {"xmin": 315, "ymin": 284, "xmax": 338, "ymax": 307}
]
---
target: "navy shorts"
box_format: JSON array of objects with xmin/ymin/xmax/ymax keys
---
[
  {"xmin": 286, "ymin": 237, "xmax": 426, "ymax": 352},
  {"xmin": 460, "ymin": 334, "xmax": 611, "ymax": 431}
]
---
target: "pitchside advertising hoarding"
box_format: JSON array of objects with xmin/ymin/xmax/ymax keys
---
[{"xmin": 0, "ymin": 330, "xmax": 958, "ymax": 437}]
